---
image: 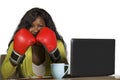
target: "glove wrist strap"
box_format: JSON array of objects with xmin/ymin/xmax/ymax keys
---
[
  {"xmin": 49, "ymin": 48, "xmax": 61, "ymax": 62},
  {"xmin": 10, "ymin": 50, "xmax": 24, "ymax": 65}
]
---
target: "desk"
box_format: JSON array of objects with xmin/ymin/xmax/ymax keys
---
[{"xmin": 8, "ymin": 76, "xmax": 120, "ymax": 80}]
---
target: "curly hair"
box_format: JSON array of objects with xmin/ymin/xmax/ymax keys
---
[{"xmin": 8, "ymin": 7, "xmax": 66, "ymax": 49}]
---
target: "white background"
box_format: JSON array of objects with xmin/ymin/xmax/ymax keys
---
[{"xmin": 0, "ymin": 0, "xmax": 120, "ymax": 75}]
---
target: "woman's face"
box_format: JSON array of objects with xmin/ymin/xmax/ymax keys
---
[{"xmin": 29, "ymin": 17, "xmax": 46, "ymax": 36}]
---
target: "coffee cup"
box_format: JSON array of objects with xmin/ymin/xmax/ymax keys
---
[{"xmin": 51, "ymin": 63, "xmax": 68, "ymax": 79}]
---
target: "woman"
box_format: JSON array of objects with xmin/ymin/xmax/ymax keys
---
[{"xmin": 1, "ymin": 7, "xmax": 68, "ymax": 79}]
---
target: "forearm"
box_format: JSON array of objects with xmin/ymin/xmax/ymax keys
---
[
  {"xmin": 57, "ymin": 56, "xmax": 68, "ymax": 64},
  {"xmin": 50, "ymin": 40, "xmax": 68, "ymax": 64},
  {"xmin": 1, "ymin": 42, "xmax": 17, "ymax": 79},
  {"xmin": 1, "ymin": 57, "xmax": 17, "ymax": 79}
]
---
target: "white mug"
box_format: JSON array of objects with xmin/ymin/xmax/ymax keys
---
[{"xmin": 51, "ymin": 63, "xmax": 69, "ymax": 79}]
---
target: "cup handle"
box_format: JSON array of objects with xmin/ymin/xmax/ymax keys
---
[{"xmin": 63, "ymin": 64, "xmax": 69, "ymax": 77}]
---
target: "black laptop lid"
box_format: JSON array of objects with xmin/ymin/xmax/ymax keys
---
[{"xmin": 70, "ymin": 38, "xmax": 115, "ymax": 77}]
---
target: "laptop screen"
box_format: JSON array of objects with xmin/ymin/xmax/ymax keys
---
[{"xmin": 70, "ymin": 38, "xmax": 115, "ymax": 77}]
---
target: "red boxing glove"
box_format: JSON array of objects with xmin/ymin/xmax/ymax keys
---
[
  {"xmin": 36, "ymin": 27, "xmax": 60, "ymax": 62},
  {"xmin": 36, "ymin": 27, "xmax": 57, "ymax": 53},
  {"xmin": 10, "ymin": 28, "xmax": 36, "ymax": 65}
]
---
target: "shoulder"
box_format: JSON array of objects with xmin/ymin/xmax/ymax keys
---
[
  {"xmin": 7, "ymin": 41, "xmax": 14, "ymax": 51},
  {"xmin": 57, "ymin": 40, "xmax": 65, "ymax": 48},
  {"xmin": 57, "ymin": 40, "xmax": 66, "ymax": 54}
]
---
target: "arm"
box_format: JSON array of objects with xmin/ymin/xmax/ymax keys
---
[
  {"xmin": 36, "ymin": 27, "xmax": 60, "ymax": 62},
  {"xmin": 36, "ymin": 27, "xmax": 68, "ymax": 63},
  {"xmin": 1, "ymin": 28, "xmax": 36, "ymax": 79},
  {"xmin": 56, "ymin": 40, "xmax": 68, "ymax": 64}
]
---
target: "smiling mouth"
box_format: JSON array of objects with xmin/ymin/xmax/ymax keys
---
[{"xmin": 32, "ymin": 32, "xmax": 38, "ymax": 36}]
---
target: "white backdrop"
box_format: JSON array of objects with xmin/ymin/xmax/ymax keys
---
[{"xmin": 0, "ymin": 0, "xmax": 120, "ymax": 75}]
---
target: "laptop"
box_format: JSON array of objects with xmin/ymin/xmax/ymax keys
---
[{"xmin": 70, "ymin": 38, "xmax": 115, "ymax": 77}]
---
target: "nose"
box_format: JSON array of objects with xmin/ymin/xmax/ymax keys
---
[{"xmin": 33, "ymin": 26, "xmax": 41, "ymax": 33}]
